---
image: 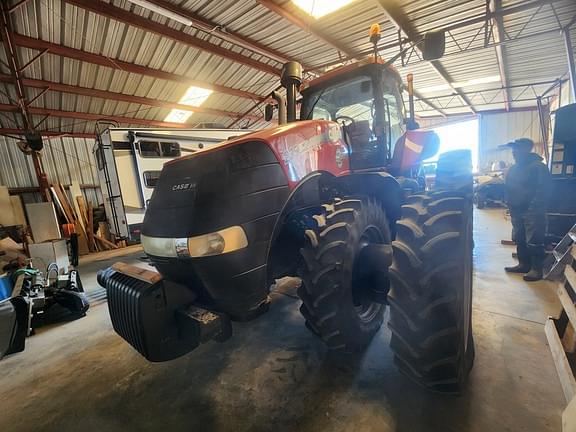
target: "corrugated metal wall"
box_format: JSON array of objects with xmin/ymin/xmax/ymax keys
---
[
  {"xmin": 418, "ymin": 115, "xmax": 477, "ymax": 130},
  {"xmin": 0, "ymin": 136, "xmax": 102, "ymax": 205},
  {"xmin": 478, "ymin": 110, "xmax": 542, "ymax": 171}
]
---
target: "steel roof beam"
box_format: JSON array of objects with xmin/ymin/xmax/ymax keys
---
[
  {"xmin": 257, "ymin": 0, "xmax": 353, "ymax": 56},
  {"xmin": 489, "ymin": 0, "xmax": 510, "ymax": 111},
  {"xmin": 0, "ymin": 73, "xmax": 260, "ymax": 120},
  {"xmin": 0, "ymin": 103, "xmax": 209, "ymax": 128},
  {"xmin": 0, "ymin": 127, "xmax": 94, "ymax": 138},
  {"xmin": 376, "ymin": 0, "xmax": 477, "ymax": 115},
  {"xmin": 0, "ymin": 6, "xmax": 28, "ymax": 128},
  {"xmin": 137, "ymin": 0, "xmax": 297, "ymax": 66},
  {"xmin": 320, "ymin": 0, "xmax": 557, "ymax": 70},
  {"xmin": 11, "ymin": 34, "xmax": 265, "ymax": 102},
  {"xmin": 63, "ymin": 0, "xmax": 280, "ymax": 76}
]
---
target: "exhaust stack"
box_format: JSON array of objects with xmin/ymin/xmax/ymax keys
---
[
  {"xmin": 271, "ymin": 91, "xmax": 287, "ymax": 125},
  {"xmin": 281, "ymin": 62, "xmax": 302, "ymax": 123}
]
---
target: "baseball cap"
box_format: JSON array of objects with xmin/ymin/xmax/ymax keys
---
[{"xmin": 498, "ymin": 138, "xmax": 534, "ymax": 150}]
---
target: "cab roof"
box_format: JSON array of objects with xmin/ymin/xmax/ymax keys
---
[{"xmin": 301, "ymin": 58, "xmax": 403, "ymax": 93}]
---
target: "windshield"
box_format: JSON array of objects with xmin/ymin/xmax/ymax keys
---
[
  {"xmin": 301, "ymin": 72, "xmax": 406, "ymax": 146},
  {"xmin": 302, "ymin": 76, "xmax": 374, "ymax": 124}
]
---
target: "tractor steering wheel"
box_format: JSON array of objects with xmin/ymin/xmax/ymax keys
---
[{"xmin": 335, "ymin": 115, "xmax": 356, "ymax": 127}]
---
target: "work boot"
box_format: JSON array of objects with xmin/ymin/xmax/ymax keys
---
[
  {"xmin": 505, "ymin": 263, "xmax": 531, "ymax": 273},
  {"xmin": 505, "ymin": 244, "xmax": 530, "ymax": 273},
  {"xmin": 523, "ymin": 245, "xmax": 544, "ymax": 282},
  {"xmin": 523, "ymin": 269, "xmax": 542, "ymax": 282}
]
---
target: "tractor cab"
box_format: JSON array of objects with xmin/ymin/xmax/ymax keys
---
[
  {"xmin": 269, "ymin": 24, "xmax": 446, "ymax": 177},
  {"xmin": 300, "ymin": 61, "xmax": 406, "ymax": 171}
]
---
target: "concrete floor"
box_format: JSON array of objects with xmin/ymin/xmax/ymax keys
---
[{"xmin": 0, "ymin": 208, "xmax": 565, "ymax": 431}]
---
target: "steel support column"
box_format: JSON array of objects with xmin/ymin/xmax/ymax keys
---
[
  {"xmin": 536, "ymin": 96, "xmax": 549, "ymax": 162},
  {"xmin": 562, "ymin": 26, "xmax": 576, "ymax": 101}
]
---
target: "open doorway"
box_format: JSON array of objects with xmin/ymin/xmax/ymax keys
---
[{"xmin": 424, "ymin": 119, "xmax": 480, "ymax": 172}]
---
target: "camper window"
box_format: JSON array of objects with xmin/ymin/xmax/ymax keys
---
[
  {"xmin": 138, "ymin": 141, "xmax": 181, "ymax": 158},
  {"xmin": 160, "ymin": 142, "xmax": 181, "ymax": 157},
  {"xmin": 143, "ymin": 171, "xmax": 161, "ymax": 188}
]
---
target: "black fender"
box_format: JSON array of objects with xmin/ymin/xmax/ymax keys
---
[
  {"xmin": 331, "ymin": 171, "xmax": 403, "ymax": 225},
  {"xmin": 266, "ymin": 170, "xmax": 403, "ymax": 283},
  {"xmin": 266, "ymin": 171, "xmax": 333, "ymax": 283}
]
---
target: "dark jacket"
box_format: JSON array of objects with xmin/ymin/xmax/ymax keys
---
[{"xmin": 505, "ymin": 153, "xmax": 550, "ymax": 214}]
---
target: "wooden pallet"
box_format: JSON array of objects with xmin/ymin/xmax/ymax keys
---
[{"xmin": 545, "ymin": 243, "xmax": 576, "ymax": 429}]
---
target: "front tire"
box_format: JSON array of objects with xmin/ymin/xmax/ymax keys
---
[
  {"xmin": 298, "ymin": 198, "xmax": 392, "ymax": 352},
  {"xmin": 388, "ymin": 190, "xmax": 474, "ymax": 393}
]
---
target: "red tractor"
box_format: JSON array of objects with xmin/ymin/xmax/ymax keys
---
[{"xmin": 98, "ymin": 27, "xmax": 474, "ymax": 393}]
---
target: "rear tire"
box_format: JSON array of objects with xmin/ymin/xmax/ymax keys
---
[
  {"xmin": 299, "ymin": 198, "xmax": 391, "ymax": 352},
  {"xmin": 388, "ymin": 190, "xmax": 474, "ymax": 393}
]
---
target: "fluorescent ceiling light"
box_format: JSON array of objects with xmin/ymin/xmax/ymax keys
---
[
  {"xmin": 179, "ymin": 86, "xmax": 213, "ymax": 106},
  {"xmin": 164, "ymin": 86, "xmax": 213, "ymax": 124},
  {"xmin": 419, "ymin": 75, "xmax": 501, "ymax": 93},
  {"xmin": 165, "ymin": 109, "xmax": 194, "ymax": 123},
  {"xmin": 127, "ymin": 0, "xmax": 193, "ymax": 26},
  {"xmin": 292, "ymin": 0, "xmax": 356, "ymax": 19}
]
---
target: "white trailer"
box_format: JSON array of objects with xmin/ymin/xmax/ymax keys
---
[{"xmin": 94, "ymin": 127, "xmax": 251, "ymax": 241}]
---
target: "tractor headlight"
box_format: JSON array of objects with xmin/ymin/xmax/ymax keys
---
[{"xmin": 141, "ymin": 226, "xmax": 248, "ymax": 258}]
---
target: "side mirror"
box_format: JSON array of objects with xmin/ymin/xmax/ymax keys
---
[
  {"xmin": 422, "ymin": 30, "xmax": 445, "ymax": 60},
  {"xmin": 264, "ymin": 104, "xmax": 274, "ymax": 122}
]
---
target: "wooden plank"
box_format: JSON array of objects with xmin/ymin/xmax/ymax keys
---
[
  {"xmin": 545, "ymin": 318, "xmax": 576, "ymax": 403},
  {"xmin": 559, "ymin": 282, "xmax": 576, "ymax": 331},
  {"xmin": 53, "ymin": 184, "xmax": 72, "ymax": 222},
  {"xmin": 98, "ymin": 221, "xmax": 111, "ymax": 241},
  {"xmin": 69, "ymin": 180, "xmax": 85, "ymax": 229},
  {"xmin": 563, "ymin": 323, "xmax": 576, "ymax": 354},
  {"xmin": 87, "ymin": 201, "xmax": 97, "ymax": 251},
  {"xmin": 78, "ymin": 197, "xmax": 96, "ymax": 252},
  {"xmin": 9, "ymin": 195, "xmax": 26, "ymax": 226},
  {"xmin": 0, "ymin": 185, "xmax": 17, "ymax": 226},
  {"xmin": 75, "ymin": 222, "xmax": 90, "ymax": 255},
  {"xmin": 112, "ymin": 262, "xmax": 161, "ymax": 284},
  {"xmin": 95, "ymin": 235, "xmax": 118, "ymax": 250},
  {"xmin": 50, "ymin": 184, "xmax": 75, "ymax": 223},
  {"xmin": 563, "ymin": 395, "xmax": 576, "ymax": 431},
  {"xmin": 501, "ymin": 239, "xmax": 515, "ymax": 245},
  {"xmin": 567, "ymin": 266, "xmax": 576, "ymax": 293},
  {"xmin": 49, "ymin": 186, "xmax": 69, "ymax": 223}
]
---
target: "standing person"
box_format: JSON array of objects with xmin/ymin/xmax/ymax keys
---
[{"xmin": 502, "ymin": 138, "xmax": 551, "ymax": 281}]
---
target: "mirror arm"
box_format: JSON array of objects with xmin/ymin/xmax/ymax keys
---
[{"xmin": 381, "ymin": 38, "xmax": 425, "ymax": 69}]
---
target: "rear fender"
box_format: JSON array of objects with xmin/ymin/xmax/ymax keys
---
[{"xmin": 332, "ymin": 172, "xmax": 403, "ymax": 226}]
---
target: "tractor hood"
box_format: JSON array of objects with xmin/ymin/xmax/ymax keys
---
[{"xmin": 142, "ymin": 139, "xmax": 289, "ymax": 239}]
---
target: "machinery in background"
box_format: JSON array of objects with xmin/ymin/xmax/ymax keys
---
[
  {"xmin": 547, "ymin": 103, "xmax": 576, "ymax": 242},
  {"xmin": 543, "ymin": 103, "xmax": 576, "ymax": 278},
  {"xmin": 93, "ymin": 128, "xmax": 252, "ymax": 241},
  {"xmin": 0, "ymin": 264, "xmax": 89, "ymax": 361},
  {"xmin": 474, "ymin": 173, "xmax": 506, "ymax": 209},
  {"xmin": 98, "ymin": 24, "xmax": 475, "ymax": 394}
]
